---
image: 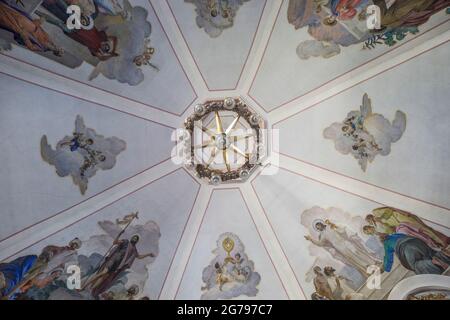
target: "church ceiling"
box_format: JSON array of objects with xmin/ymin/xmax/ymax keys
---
[{"xmin": 0, "ymin": 0, "xmax": 449, "ymax": 300}]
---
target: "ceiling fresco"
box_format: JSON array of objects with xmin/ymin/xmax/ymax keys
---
[{"xmin": 0, "ymin": 0, "xmax": 449, "ymax": 301}]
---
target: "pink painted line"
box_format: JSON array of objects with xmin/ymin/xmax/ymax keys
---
[
  {"xmin": 272, "ymin": 39, "xmax": 450, "ymax": 126},
  {"xmin": 239, "ymin": 188, "xmax": 291, "ymax": 300},
  {"xmin": 174, "ymin": 188, "xmax": 212, "ymax": 299},
  {"xmin": 279, "ymin": 153, "xmax": 450, "ymax": 212},
  {"xmin": 147, "ymin": 0, "xmax": 198, "ymax": 109},
  {"xmin": 251, "ymin": 165, "xmax": 450, "ymax": 230},
  {"xmin": 0, "ymin": 72, "xmax": 180, "ymax": 243},
  {"xmin": 166, "ymin": 0, "xmax": 268, "ymax": 91},
  {"xmin": 0, "ymin": 71, "xmax": 176, "ymax": 129},
  {"xmin": 0, "ymin": 155, "xmax": 172, "ymax": 244},
  {"xmin": 1, "ymin": 167, "xmax": 185, "ymax": 263},
  {"xmin": 175, "ymin": 188, "xmax": 291, "ymax": 299},
  {"xmin": 265, "ymin": 41, "xmax": 450, "ymax": 212},
  {"xmin": 157, "ymin": 168, "xmax": 201, "ymax": 299},
  {"xmin": 234, "ymin": 0, "xmax": 268, "ymax": 90},
  {"xmin": 249, "ymin": 180, "xmax": 307, "ymax": 299},
  {"xmin": 249, "ymin": 164, "xmax": 450, "ymax": 299},
  {"xmin": 247, "ymin": 3, "xmax": 450, "ymax": 113},
  {"xmin": 0, "ymin": 0, "xmax": 198, "ymax": 117},
  {"xmin": 246, "ymin": 0, "xmax": 283, "ymax": 111}
]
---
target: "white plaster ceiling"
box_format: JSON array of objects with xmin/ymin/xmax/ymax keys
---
[{"xmin": 0, "ymin": 0, "xmax": 449, "ymax": 300}]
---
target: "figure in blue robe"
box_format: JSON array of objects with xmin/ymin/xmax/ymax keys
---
[
  {"xmin": 69, "ymin": 136, "xmax": 82, "ymax": 152},
  {"xmin": 382, "ymin": 234, "xmax": 449, "ymax": 274},
  {"xmin": 0, "ymin": 255, "xmax": 37, "ymax": 299}
]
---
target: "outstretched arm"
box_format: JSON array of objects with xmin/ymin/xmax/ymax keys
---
[
  {"xmin": 304, "ymin": 235, "xmax": 322, "ymax": 247},
  {"xmin": 137, "ymin": 253, "xmax": 155, "ymax": 259}
]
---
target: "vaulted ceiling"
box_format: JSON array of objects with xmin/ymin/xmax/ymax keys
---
[{"xmin": 0, "ymin": 0, "xmax": 449, "ymax": 300}]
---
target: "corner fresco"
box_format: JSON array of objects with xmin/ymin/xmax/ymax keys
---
[
  {"xmin": 0, "ymin": 212, "xmax": 159, "ymax": 300},
  {"xmin": 302, "ymin": 206, "xmax": 449, "ymax": 300},
  {"xmin": 288, "ymin": 0, "xmax": 450, "ymax": 59},
  {"xmin": 0, "ymin": 0, "xmax": 158, "ymax": 85}
]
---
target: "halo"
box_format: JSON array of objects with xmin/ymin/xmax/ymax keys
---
[
  {"xmin": 69, "ymin": 237, "xmax": 82, "ymax": 248},
  {"xmin": 131, "ymin": 234, "xmax": 140, "ymax": 241},
  {"xmin": 312, "ymin": 219, "xmax": 325, "ymax": 232}
]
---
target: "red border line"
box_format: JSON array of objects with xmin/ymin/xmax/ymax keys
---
[
  {"xmin": 250, "ymin": 165, "xmax": 450, "ymax": 299},
  {"xmin": 0, "ymin": 71, "xmax": 176, "ymax": 129},
  {"xmin": 238, "ymin": 188, "xmax": 291, "ymax": 299},
  {"xmin": 1, "ymin": 168, "xmax": 201, "ymax": 300},
  {"xmin": 272, "ymin": 39, "xmax": 450, "ymax": 126},
  {"xmin": 0, "ymin": 71, "xmax": 180, "ymax": 243},
  {"xmin": 174, "ymin": 188, "xmax": 290, "ymax": 300},
  {"xmin": 1, "ymin": 167, "xmax": 185, "ymax": 262},
  {"xmin": 0, "ymin": 1, "xmax": 198, "ymax": 117},
  {"xmin": 157, "ymin": 168, "xmax": 201, "ymax": 299},
  {"xmin": 247, "ymin": 0, "xmax": 450, "ymax": 113},
  {"xmin": 249, "ymin": 177, "xmax": 306, "ymax": 299},
  {"xmin": 147, "ymin": 0, "xmax": 198, "ymax": 111},
  {"xmin": 269, "ymin": 40, "xmax": 450, "ymax": 211},
  {"xmin": 247, "ymin": 0, "xmax": 282, "ymax": 98},
  {"xmin": 279, "ymin": 153, "xmax": 450, "ymax": 212},
  {"xmin": 174, "ymin": 188, "xmax": 212, "ymax": 298},
  {"xmin": 251, "ymin": 165, "xmax": 450, "ymax": 229},
  {"xmin": 0, "ymin": 156, "xmax": 172, "ymax": 244},
  {"xmin": 166, "ymin": 0, "xmax": 267, "ymax": 91}
]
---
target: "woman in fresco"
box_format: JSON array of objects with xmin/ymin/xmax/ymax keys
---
[
  {"xmin": 363, "ymin": 228, "xmax": 450, "ymax": 274},
  {"xmin": 0, "ymin": 0, "xmax": 63, "ymax": 55},
  {"xmin": 365, "ymin": 207, "xmax": 449, "ymax": 249},
  {"xmin": 0, "ymin": 255, "xmax": 38, "ymax": 299}
]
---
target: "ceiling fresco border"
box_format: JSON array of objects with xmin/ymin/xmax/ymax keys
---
[
  {"xmin": 166, "ymin": 0, "xmax": 268, "ymax": 91},
  {"xmin": 0, "ymin": 167, "xmax": 201, "ymax": 300},
  {"xmin": 271, "ymin": 40, "xmax": 450, "ymax": 212},
  {"xmin": 0, "ymin": 0, "xmax": 198, "ymax": 117},
  {"xmin": 0, "ymin": 71, "xmax": 179, "ymax": 244},
  {"xmin": 247, "ymin": 0, "xmax": 450, "ymax": 113},
  {"xmin": 174, "ymin": 187, "xmax": 290, "ymax": 299},
  {"xmin": 271, "ymin": 39, "xmax": 450, "ymax": 127},
  {"xmin": 0, "ymin": 71, "xmax": 179, "ymax": 130},
  {"xmin": 271, "ymin": 39, "xmax": 450, "ymax": 211},
  {"xmin": 250, "ymin": 165, "xmax": 450, "ymax": 299}
]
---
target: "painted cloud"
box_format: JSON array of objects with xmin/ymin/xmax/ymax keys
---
[
  {"xmin": 296, "ymin": 39, "xmax": 341, "ymax": 59},
  {"xmin": 88, "ymin": 2, "xmax": 155, "ymax": 85},
  {"xmin": 323, "ymin": 93, "xmax": 406, "ymax": 171},
  {"xmin": 201, "ymin": 232, "xmax": 261, "ymax": 300},
  {"xmin": 40, "ymin": 115, "xmax": 126, "ymax": 195},
  {"xmin": 186, "ymin": 0, "xmax": 251, "ymax": 38}
]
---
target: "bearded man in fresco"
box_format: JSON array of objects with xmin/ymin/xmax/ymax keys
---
[
  {"xmin": 305, "ymin": 220, "xmax": 382, "ymax": 276},
  {"xmin": 82, "ymin": 235, "xmax": 155, "ymax": 298},
  {"xmin": 366, "ymin": 207, "xmax": 449, "ymax": 249}
]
